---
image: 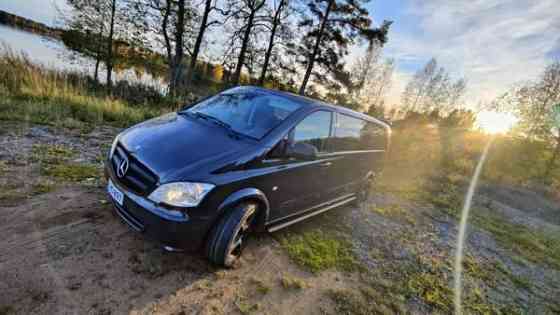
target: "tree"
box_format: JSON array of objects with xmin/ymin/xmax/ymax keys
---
[
  {"xmin": 226, "ymin": 0, "xmax": 267, "ymax": 85},
  {"xmin": 258, "ymin": 0, "xmax": 287, "ymax": 85},
  {"xmin": 401, "ymin": 58, "xmax": 466, "ymax": 115},
  {"xmin": 350, "ymin": 40, "xmax": 394, "ymax": 113},
  {"xmin": 186, "ymin": 0, "xmax": 228, "ymax": 85},
  {"xmin": 295, "ymin": 0, "xmax": 391, "ymax": 95},
  {"xmin": 126, "ymin": 0, "xmax": 198, "ymax": 95},
  {"xmin": 105, "ymin": 0, "xmax": 117, "ymax": 89},
  {"xmin": 61, "ymin": 0, "xmax": 116, "ymax": 83},
  {"xmin": 496, "ymin": 61, "xmax": 560, "ymax": 180}
]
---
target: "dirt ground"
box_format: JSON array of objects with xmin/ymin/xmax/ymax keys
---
[{"xmin": 1, "ymin": 121, "xmax": 559, "ymax": 315}]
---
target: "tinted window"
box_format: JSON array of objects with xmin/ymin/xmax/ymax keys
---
[
  {"xmin": 185, "ymin": 92, "xmax": 302, "ymax": 139},
  {"xmin": 293, "ymin": 111, "xmax": 332, "ymax": 152},
  {"xmin": 332, "ymin": 114, "xmax": 386, "ymax": 151}
]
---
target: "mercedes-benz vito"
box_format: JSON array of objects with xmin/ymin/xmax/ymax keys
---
[{"xmin": 105, "ymin": 86, "xmax": 391, "ymax": 267}]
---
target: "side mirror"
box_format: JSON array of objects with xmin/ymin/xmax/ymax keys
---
[{"xmin": 286, "ymin": 142, "xmax": 318, "ymax": 160}]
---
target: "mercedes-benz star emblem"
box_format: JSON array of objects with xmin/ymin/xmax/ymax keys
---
[{"xmin": 117, "ymin": 158, "xmax": 129, "ymax": 178}]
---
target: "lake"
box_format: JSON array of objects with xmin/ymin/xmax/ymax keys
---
[{"xmin": 0, "ymin": 25, "xmax": 168, "ymax": 93}]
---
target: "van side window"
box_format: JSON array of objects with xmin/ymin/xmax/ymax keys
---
[
  {"xmin": 331, "ymin": 114, "xmax": 386, "ymax": 151},
  {"xmin": 292, "ymin": 111, "xmax": 332, "ymax": 152}
]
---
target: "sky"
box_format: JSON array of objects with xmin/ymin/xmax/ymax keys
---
[{"xmin": 2, "ymin": 0, "xmax": 560, "ymax": 108}]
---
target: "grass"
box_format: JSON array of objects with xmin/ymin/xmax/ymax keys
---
[
  {"xmin": 41, "ymin": 163, "xmax": 99, "ymax": 182},
  {"xmin": 328, "ymin": 287, "xmax": 404, "ymax": 315},
  {"xmin": 0, "ymin": 160, "xmax": 7, "ymax": 174},
  {"xmin": 30, "ymin": 143, "xmax": 101, "ymax": 182},
  {"xmin": 250, "ymin": 277, "xmax": 271, "ymax": 295},
  {"xmin": 234, "ymin": 294, "xmax": 260, "ymax": 315},
  {"xmin": 32, "ymin": 143, "xmax": 75, "ymax": 163},
  {"xmin": 281, "ymin": 230, "xmax": 357, "ymax": 273},
  {"xmin": 280, "ymin": 273, "xmax": 308, "ymax": 290},
  {"xmin": 370, "ymin": 204, "xmax": 416, "ymax": 225},
  {"xmin": 0, "ymin": 189, "xmax": 27, "ymax": 206},
  {"xmin": 0, "ymin": 305, "xmax": 14, "ymax": 315},
  {"xmin": 31, "ymin": 181, "xmax": 55, "ymax": 195},
  {"xmin": 402, "ymin": 253, "xmax": 503, "ymax": 314},
  {"xmin": 421, "ymin": 173, "xmax": 560, "ymax": 270},
  {"xmin": 0, "ymin": 47, "xmax": 167, "ymax": 128},
  {"xmin": 471, "ymin": 210, "xmax": 560, "ymax": 270}
]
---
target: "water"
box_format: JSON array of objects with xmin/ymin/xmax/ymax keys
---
[
  {"xmin": 0, "ymin": 25, "xmax": 168, "ymax": 93},
  {"xmin": 0, "ymin": 25, "xmax": 86, "ymax": 72},
  {"xmin": 453, "ymin": 137, "xmax": 494, "ymax": 315}
]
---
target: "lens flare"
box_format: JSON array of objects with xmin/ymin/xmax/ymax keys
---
[
  {"xmin": 476, "ymin": 111, "xmax": 517, "ymax": 134},
  {"xmin": 454, "ymin": 138, "xmax": 494, "ymax": 315}
]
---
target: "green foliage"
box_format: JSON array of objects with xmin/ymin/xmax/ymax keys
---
[{"xmin": 281, "ymin": 231, "xmax": 357, "ymax": 273}]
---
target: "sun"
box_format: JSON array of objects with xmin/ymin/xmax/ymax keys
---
[{"xmin": 476, "ymin": 111, "xmax": 518, "ymax": 134}]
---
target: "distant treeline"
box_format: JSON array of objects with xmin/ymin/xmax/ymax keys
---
[{"xmin": 0, "ymin": 10, "xmax": 63, "ymax": 39}]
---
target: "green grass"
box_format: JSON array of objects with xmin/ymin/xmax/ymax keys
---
[
  {"xmin": 0, "ymin": 160, "xmax": 7, "ymax": 175},
  {"xmin": 250, "ymin": 277, "xmax": 271, "ymax": 295},
  {"xmin": 31, "ymin": 181, "xmax": 55, "ymax": 195},
  {"xmin": 41, "ymin": 163, "xmax": 100, "ymax": 182},
  {"xmin": 328, "ymin": 287, "xmax": 405, "ymax": 315},
  {"xmin": 471, "ymin": 211, "xmax": 560, "ymax": 270},
  {"xmin": 370, "ymin": 204, "xmax": 416, "ymax": 225},
  {"xmin": 32, "ymin": 143, "xmax": 75, "ymax": 163},
  {"xmin": 422, "ymin": 173, "xmax": 560, "ymax": 271},
  {"xmin": 281, "ymin": 231, "xmax": 357, "ymax": 273},
  {"xmin": 280, "ymin": 273, "xmax": 308, "ymax": 290}
]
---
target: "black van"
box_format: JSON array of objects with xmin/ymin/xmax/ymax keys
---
[{"xmin": 105, "ymin": 86, "xmax": 391, "ymax": 266}]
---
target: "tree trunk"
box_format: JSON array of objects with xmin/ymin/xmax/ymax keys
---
[
  {"xmin": 105, "ymin": 0, "xmax": 116, "ymax": 91},
  {"xmin": 299, "ymin": 0, "xmax": 333, "ymax": 95},
  {"xmin": 187, "ymin": 0, "xmax": 211, "ymax": 86},
  {"xmin": 94, "ymin": 56, "xmax": 100, "ymax": 83},
  {"xmin": 258, "ymin": 0, "xmax": 284, "ymax": 86},
  {"xmin": 233, "ymin": 9, "xmax": 257, "ymax": 85},
  {"xmin": 170, "ymin": 0, "xmax": 186, "ymax": 96},
  {"xmin": 94, "ymin": 24, "xmax": 104, "ymax": 83},
  {"xmin": 544, "ymin": 137, "xmax": 560, "ymax": 180}
]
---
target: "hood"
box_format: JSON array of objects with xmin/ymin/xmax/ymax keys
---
[{"xmin": 119, "ymin": 112, "xmax": 255, "ymax": 182}]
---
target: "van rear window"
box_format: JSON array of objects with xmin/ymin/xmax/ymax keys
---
[{"xmin": 331, "ymin": 114, "xmax": 386, "ymax": 151}]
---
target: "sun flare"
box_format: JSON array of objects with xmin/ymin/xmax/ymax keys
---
[{"xmin": 476, "ymin": 111, "xmax": 518, "ymax": 134}]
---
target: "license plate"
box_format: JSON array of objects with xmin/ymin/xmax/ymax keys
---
[{"xmin": 107, "ymin": 179, "xmax": 124, "ymax": 206}]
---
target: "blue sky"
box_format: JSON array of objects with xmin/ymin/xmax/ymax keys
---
[{"xmin": 2, "ymin": 0, "xmax": 560, "ymax": 108}]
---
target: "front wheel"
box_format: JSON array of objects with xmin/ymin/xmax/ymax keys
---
[
  {"xmin": 205, "ymin": 202, "xmax": 257, "ymax": 267},
  {"xmin": 354, "ymin": 179, "xmax": 372, "ymax": 208}
]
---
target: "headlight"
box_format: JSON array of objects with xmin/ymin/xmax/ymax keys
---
[
  {"xmin": 148, "ymin": 182, "xmax": 215, "ymax": 207},
  {"xmin": 109, "ymin": 134, "xmax": 121, "ymax": 158}
]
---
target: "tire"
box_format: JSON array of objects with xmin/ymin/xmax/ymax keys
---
[
  {"xmin": 205, "ymin": 202, "xmax": 257, "ymax": 267},
  {"xmin": 354, "ymin": 179, "xmax": 372, "ymax": 207}
]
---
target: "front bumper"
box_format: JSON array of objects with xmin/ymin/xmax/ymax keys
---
[{"xmin": 104, "ymin": 164, "xmax": 211, "ymax": 251}]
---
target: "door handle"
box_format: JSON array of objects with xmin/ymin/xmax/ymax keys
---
[{"xmin": 320, "ymin": 161, "xmax": 332, "ymax": 167}]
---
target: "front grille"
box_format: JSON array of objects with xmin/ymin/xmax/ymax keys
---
[{"xmin": 111, "ymin": 143, "xmax": 158, "ymax": 195}]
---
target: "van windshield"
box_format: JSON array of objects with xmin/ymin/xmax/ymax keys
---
[{"xmin": 183, "ymin": 92, "xmax": 303, "ymax": 139}]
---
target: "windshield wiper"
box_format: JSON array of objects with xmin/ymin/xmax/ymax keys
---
[{"xmin": 192, "ymin": 112, "xmax": 253, "ymax": 140}]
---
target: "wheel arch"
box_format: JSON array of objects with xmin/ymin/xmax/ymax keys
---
[{"xmin": 216, "ymin": 187, "xmax": 270, "ymax": 230}]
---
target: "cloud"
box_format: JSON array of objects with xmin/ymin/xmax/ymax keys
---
[{"xmin": 383, "ymin": 0, "xmax": 560, "ymax": 108}]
